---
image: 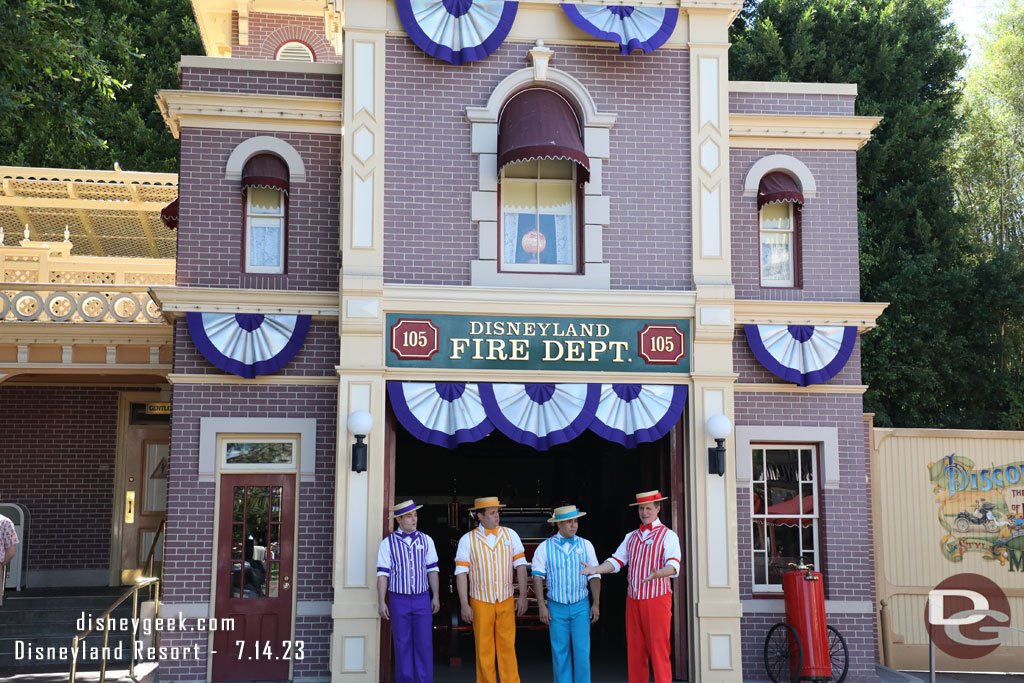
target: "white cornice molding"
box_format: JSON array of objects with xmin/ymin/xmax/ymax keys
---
[
  {"xmin": 179, "ymin": 55, "xmax": 344, "ymax": 75},
  {"xmin": 156, "ymin": 90, "xmax": 343, "ymax": 138},
  {"xmin": 729, "ymin": 81, "xmax": 858, "ymax": 96},
  {"xmin": 150, "ymin": 286, "xmax": 339, "ymax": 318},
  {"xmin": 734, "ymin": 300, "xmax": 888, "ymax": 331},
  {"xmin": 730, "ymin": 114, "xmax": 882, "ymax": 150}
]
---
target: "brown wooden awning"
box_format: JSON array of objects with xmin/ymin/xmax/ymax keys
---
[
  {"xmin": 241, "ymin": 154, "xmax": 289, "ymax": 195},
  {"xmin": 758, "ymin": 172, "xmax": 804, "ymax": 209},
  {"xmin": 498, "ymin": 89, "xmax": 590, "ymax": 183}
]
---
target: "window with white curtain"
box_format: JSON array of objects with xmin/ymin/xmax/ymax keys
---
[
  {"xmin": 500, "ymin": 159, "xmax": 577, "ymax": 273},
  {"xmin": 246, "ymin": 188, "xmax": 285, "ymax": 274},
  {"xmin": 759, "ymin": 201, "xmax": 796, "ymax": 287}
]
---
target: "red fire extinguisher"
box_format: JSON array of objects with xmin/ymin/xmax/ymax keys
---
[{"xmin": 762, "ymin": 562, "xmax": 849, "ymax": 682}]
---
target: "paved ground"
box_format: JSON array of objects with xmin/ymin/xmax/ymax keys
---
[{"xmin": 882, "ymin": 670, "xmax": 1024, "ymax": 683}]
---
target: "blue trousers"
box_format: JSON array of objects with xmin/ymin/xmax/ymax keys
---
[
  {"xmin": 548, "ymin": 599, "xmax": 591, "ymax": 683},
  {"xmin": 390, "ymin": 591, "xmax": 433, "ymax": 683}
]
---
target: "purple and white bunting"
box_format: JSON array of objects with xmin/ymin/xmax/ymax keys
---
[
  {"xmin": 479, "ymin": 383, "xmax": 599, "ymax": 451},
  {"xmin": 186, "ymin": 312, "xmax": 311, "ymax": 379},
  {"xmin": 387, "ymin": 382, "xmax": 494, "ymax": 449},
  {"xmin": 590, "ymin": 384, "xmax": 688, "ymax": 448},
  {"xmin": 395, "ymin": 0, "xmax": 518, "ymax": 65},
  {"xmin": 744, "ymin": 324, "xmax": 857, "ymax": 387},
  {"xmin": 561, "ymin": 4, "xmax": 678, "ymax": 54}
]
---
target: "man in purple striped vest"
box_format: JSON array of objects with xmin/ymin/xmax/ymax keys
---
[{"xmin": 377, "ymin": 500, "xmax": 441, "ymax": 683}]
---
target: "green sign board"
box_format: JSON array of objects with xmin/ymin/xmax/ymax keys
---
[{"xmin": 386, "ymin": 313, "xmax": 690, "ymax": 373}]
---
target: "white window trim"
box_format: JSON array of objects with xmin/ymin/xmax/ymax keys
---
[
  {"xmin": 749, "ymin": 443, "xmax": 820, "ymax": 593},
  {"xmin": 759, "ymin": 201, "xmax": 796, "ymax": 287},
  {"xmin": 466, "ymin": 66, "xmax": 616, "ymax": 290},
  {"xmin": 245, "ymin": 188, "xmax": 286, "ymax": 274},
  {"xmin": 225, "ymin": 137, "xmax": 307, "ymax": 184},
  {"xmin": 199, "ymin": 417, "xmax": 317, "ymax": 483},
  {"xmin": 221, "ymin": 436, "xmax": 298, "ymax": 471},
  {"xmin": 735, "ymin": 425, "xmax": 840, "ymax": 489},
  {"xmin": 742, "ymin": 154, "xmax": 817, "ymax": 198}
]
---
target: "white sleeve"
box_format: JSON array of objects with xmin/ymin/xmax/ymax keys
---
[
  {"xmin": 424, "ymin": 534, "xmax": 440, "ymax": 574},
  {"xmin": 454, "ymin": 534, "xmax": 471, "ymax": 576},
  {"xmin": 662, "ymin": 530, "xmax": 681, "ymax": 578},
  {"xmin": 583, "ymin": 539, "xmax": 600, "ymax": 580},
  {"xmin": 508, "ymin": 529, "xmax": 528, "ymax": 568},
  {"xmin": 605, "ymin": 533, "xmax": 631, "ymax": 573},
  {"xmin": 531, "ymin": 540, "xmax": 548, "ymax": 577},
  {"xmin": 376, "ymin": 538, "xmax": 391, "ymax": 578}
]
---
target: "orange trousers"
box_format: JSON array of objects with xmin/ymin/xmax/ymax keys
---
[
  {"xmin": 470, "ymin": 597, "xmax": 519, "ymax": 683},
  {"xmin": 625, "ymin": 593, "xmax": 672, "ymax": 683}
]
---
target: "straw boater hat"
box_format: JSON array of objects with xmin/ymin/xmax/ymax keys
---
[
  {"xmin": 391, "ymin": 500, "xmax": 423, "ymax": 518},
  {"xmin": 468, "ymin": 496, "xmax": 507, "ymax": 511},
  {"xmin": 629, "ymin": 490, "xmax": 668, "ymax": 506},
  {"xmin": 548, "ymin": 505, "xmax": 587, "ymax": 523}
]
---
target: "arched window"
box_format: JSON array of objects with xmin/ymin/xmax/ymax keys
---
[
  {"xmin": 275, "ymin": 41, "xmax": 314, "ymax": 62},
  {"xmin": 497, "ymin": 89, "xmax": 589, "ymax": 274},
  {"xmin": 757, "ymin": 172, "xmax": 803, "ymax": 288},
  {"xmin": 242, "ymin": 154, "xmax": 289, "ymax": 274}
]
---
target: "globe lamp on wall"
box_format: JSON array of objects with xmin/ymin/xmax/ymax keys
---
[
  {"xmin": 347, "ymin": 410, "xmax": 375, "ymax": 473},
  {"xmin": 706, "ymin": 413, "xmax": 733, "ymax": 477}
]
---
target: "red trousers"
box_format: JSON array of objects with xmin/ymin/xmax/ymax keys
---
[{"xmin": 625, "ymin": 593, "xmax": 672, "ymax": 683}]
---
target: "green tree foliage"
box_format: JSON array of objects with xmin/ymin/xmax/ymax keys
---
[
  {"xmin": 0, "ymin": 0, "xmax": 201, "ymax": 172},
  {"xmin": 730, "ymin": 0, "xmax": 987, "ymax": 427},
  {"xmin": 949, "ymin": 0, "xmax": 1024, "ymax": 252}
]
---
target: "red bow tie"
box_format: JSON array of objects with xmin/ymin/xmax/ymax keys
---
[{"xmin": 640, "ymin": 523, "xmax": 654, "ymax": 532}]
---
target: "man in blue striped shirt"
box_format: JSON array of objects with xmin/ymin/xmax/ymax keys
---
[{"xmin": 532, "ymin": 504, "xmax": 601, "ymax": 683}]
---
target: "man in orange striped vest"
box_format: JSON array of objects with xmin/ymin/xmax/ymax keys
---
[
  {"xmin": 454, "ymin": 496, "xmax": 528, "ymax": 683},
  {"xmin": 580, "ymin": 490, "xmax": 680, "ymax": 683}
]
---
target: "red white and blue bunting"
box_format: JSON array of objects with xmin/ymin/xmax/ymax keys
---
[
  {"xmin": 388, "ymin": 381, "xmax": 687, "ymax": 451},
  {"xmin": 561, "ymin": 4, "xmax": 678, "ymax": 54},
  {"xmin": 743, "ymin": 324, "xmax": 857, "ymax": 387},
  {"xmin": 395, "ymin": 0, "xmax": 519, "ymax": 65},
  {"xmin": 186, "ymin": 312, "xmax": 311, "ymax": 379}
]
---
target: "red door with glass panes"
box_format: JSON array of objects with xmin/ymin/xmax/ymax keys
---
[{"xmin": 212, "ymin": 474, "xmax": 296, "ymax": 681}]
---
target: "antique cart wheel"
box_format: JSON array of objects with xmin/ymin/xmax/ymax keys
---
[
  {"xmin": 764, "ymin": 622, "xmax": 803, "ymax": 683},
  {"xmin": 954, "ymin": 517, "xmax": 970, "ymax": 532},
  {"xmin": 827, "ymin": 625, "xmax": 850, "ymax": 682}
]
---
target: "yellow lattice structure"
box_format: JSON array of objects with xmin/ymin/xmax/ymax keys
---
[{"xmin": 0, "ymin": 166, "xmax": 178, "ymax": 259}]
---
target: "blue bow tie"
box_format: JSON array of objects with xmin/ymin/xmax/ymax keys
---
[{"xmin": 397, "ymin": 531, "xmax": 415, "ymax": 540}]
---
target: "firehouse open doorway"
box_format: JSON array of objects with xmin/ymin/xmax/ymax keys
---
[{"xmin": 382, "ymin": 408, "xmax": 690, "ymax": 682}]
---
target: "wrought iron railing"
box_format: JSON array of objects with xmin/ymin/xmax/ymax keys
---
[{"xmin": 1, "ymin": 284, "xmax": 163, "ymax": 323}]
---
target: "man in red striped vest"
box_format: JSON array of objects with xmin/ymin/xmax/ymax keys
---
[{"xmin": 580, "ymin": 490, "xmax": 680, "ymax": 683}]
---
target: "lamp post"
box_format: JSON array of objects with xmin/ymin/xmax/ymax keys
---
[
  {"xmin": 347, "ymin": 410, "xmax": 374, "ymax": 473},
  {"xmin": 706, "ymin": 413, "xmax": 733, "ymax": 477}
]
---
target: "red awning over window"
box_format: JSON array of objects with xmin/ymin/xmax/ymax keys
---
[
  {"xmin": 160, "ymin": 198, "xmax": 179, "ymax": 230},
  {"xmin": 758, "ymin": 172, "xmax": 804, "ymax": 209},
  {"xmin": 757, "ymin": 171, "xmax": 802, "ymax": 208},
  {"xmin": 242, "ymin": 153, "xmax": 289, "ymax": 195},
  {"xmin": 498, "ymin": 89, "xmax": 590, "ymax": 183}
]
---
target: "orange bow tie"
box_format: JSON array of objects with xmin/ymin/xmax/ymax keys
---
[{"xmin": 484, "ymin": 527, "xmax": 500, "ymax": 536}]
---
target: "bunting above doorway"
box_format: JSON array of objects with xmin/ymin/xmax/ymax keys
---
[
  {"xmin": 743, "ymin": 324, "xmax": 857, "ymax": 387},
  {"xmin": 561, "ymin": 4, "xmax": 678, "ymax": 54},
  {"xmin": 388, "ymin": 381, "xmax": 687, "ymax": 451},
  {"xmin": 186, "ymin": 312, "xmax": 312, "ymax": 379},
  {"xmin": 395, "ymin": 0, "xmax": 519, "ymax": 65}
]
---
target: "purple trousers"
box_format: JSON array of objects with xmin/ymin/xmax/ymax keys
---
[{"xmin": 390, "ymin": 591, "xmax": 433, "ymax": 683}]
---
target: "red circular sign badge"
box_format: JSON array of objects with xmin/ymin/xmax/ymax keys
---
[{"xmin": 923, "ymin": 572, "xmax": 1011, "ymax": 659}]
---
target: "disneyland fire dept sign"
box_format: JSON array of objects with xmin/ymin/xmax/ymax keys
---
[{"xmin": 386, "ymin": 314, "xmax": 690, "ymax": 373}]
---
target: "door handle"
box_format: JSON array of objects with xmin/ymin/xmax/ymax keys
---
[
  {"xmin": 125, "ymin": 491, "xmax": 136, "ymax": 524},
  {"xmin": 283, "ymin": 576, "xmax": 291, "ymax": 590}
]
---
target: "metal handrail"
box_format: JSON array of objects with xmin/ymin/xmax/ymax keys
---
[
  {"xmin": 69, "ymin": 577, "xmax": 160, "ymax": 683},
  {"xmin": 143, "ymin": 520, "xmax": 166, "ymax": 591}
]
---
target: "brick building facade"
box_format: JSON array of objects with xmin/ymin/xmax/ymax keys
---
[{"xmin": 0, "ymin": 0, "xmax": 888, "ymax": 681}]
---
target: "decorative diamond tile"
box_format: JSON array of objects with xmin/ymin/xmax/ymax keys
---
[
  {"xmin": 353, "ymin": 127, "xmax": 374, "ymax": 164},
  {"xmin": 700, "ymin": 139, "xmax": 720, "ymax": 174}
]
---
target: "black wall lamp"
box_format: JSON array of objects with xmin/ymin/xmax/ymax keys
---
[
  {"xmin": 706, "ymin": 413, "xmax": 733, "ymax": 477},
  {"xmin": 347, "ymin": 410, "xmax": 374, "ymax": 473}
]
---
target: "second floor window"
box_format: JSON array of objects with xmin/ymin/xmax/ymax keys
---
[
  {"xmin": 501, "ymin": 159, "xmax": 577, "ymax": 272},
  {"xmin": 241, "ymin": 153, "xmax": 290, "ymax": 274},
  {"xmin": 757, "ymin": 171, "xmax": 804, "ymax": 288}
]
